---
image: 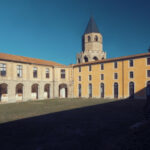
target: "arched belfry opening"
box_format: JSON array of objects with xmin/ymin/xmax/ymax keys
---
[
  {"xmin": 93, "ymin": 56, "xmax": 98, "ymax": 61},
  {"xmin": 84, "ymin": 56, "xmax": 88, "ymax": 62},
  {"xmin": 59, "ymin": 84, "xmax": 67, "ymax": 98}
]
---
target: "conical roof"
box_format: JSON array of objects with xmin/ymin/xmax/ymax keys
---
[{"xmin": 84, "ymin": 17, "xmax": 100, "ymax": 34}]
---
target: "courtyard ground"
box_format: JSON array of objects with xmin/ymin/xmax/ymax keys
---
[{"xmin": 0, "ymin": 98, "xmax": 149, "ymax": 150}]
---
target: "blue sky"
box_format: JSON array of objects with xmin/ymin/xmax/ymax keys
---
[{"xmin": 0, "ymin": 0, "xmax": 150, "ymax": 65}]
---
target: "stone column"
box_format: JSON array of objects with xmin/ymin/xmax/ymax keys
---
[{"xmin": 8, "ymin": 81, "xmax": 16, "ymax": 102}]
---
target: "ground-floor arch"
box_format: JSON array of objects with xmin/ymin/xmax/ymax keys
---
[
  {"xmin": 44, "ymin": 84, "xmax": 50, "ymax": 99},
  {"xmin": 16, "ymin": 83, "xmax": 23, "ymax": 101},
  {"xmin": 31, "ymin": 84, "xmax": 39, "ymax": 100},
  {"xmin": 129, "ymin": 82, "xmax": 134, "ymax": 99},
  {"xmin": 0, "ymin": 83, "xmax": 8, "ymax": 101},
  {"xmin": 146, "ymin": 81, "xmax": 150, "ymax": 99},
  {"xmin": 114, "ymin": 82, "xmax": 118, "ymax": 98},
  {"xmin": 59, "ymin": 84, "xmax": 67, "ymax": 98}
]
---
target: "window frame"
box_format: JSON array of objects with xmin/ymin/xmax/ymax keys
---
[
  {"xmin": 114, "ymin": 61, "xmax": 118, "ymax": 69},
  {"xmin": 147, "ymin": 57, "xmax": 150, "ymax": 65},
  {"xmin": 129, "ymin": 71, "xmax": 134, "ymax": 79},
  {"xmin": 0, "ymin": 63, "xmax": 6, "ymax": 77},
  {"xmin": 129, "ymin": 59, "xmax": 134, "ymax": 67},
  {"xmin": 46, "ymin": 68, "xmax": 50, "ymax": 78},
  {"xmin": 101, "ymin": 63, "xmax": 104, "ymax": 70},
  {"xmin": 33, "ymin": 67, "xmax": 38, "ymax": 78},
  {"xmin": 61, "ymin": 69, "xmax": 66, "ymax": 79},
  {"xmin": 17, "ymin": 65, "xmax": 23, "ymax": 78},
  {"xmin": 114, "ymin": 73, "xmax": 118, "ymax": 79}
]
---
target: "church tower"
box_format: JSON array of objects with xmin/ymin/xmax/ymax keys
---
[{"xmin": 77, "ymin": 17, "xmax": 106, "ymax": 63}]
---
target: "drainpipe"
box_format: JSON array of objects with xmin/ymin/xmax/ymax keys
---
[
  {"xmin": 52, "ymin": 66, "xmax": 55, "ymax": 98},
  {"xmin": 122, "ymin": 60, "xmax": 124, "ymax": 99}
]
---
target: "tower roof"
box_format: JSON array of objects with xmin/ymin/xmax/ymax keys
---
[{"xmin": 84, "ymin": 17, "xmax": 100, "ymax": 34}]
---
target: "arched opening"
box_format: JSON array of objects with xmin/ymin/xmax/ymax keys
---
[
  {"xmin": 0, "ymin": 83, "xmax": 8, "ymax": 101},
  {"xmin": 93, "ymin": 56, "xmax": 98, "ymax": 61},
  {"xmin": 84, "ymin": 56, "xmax": 88, "ymax": 62},
  {"xmin": 78, "ymin": 58, "xmax": 80, "ymax": 64},
  {"xmin": 129, "ymin": 82, "xmax": 134, "ymax": 99},
  {"xmin": 88, "ymin": 36, "xmax": 91, "ymax": 42},
  {"xmin": 31, "ymin": 84, "xmax": 39, "ymax": 100},
  {"xmin": 146, "ymin": 81, "xmax": 150, "ymax": 99},
  {"xmin": 59, "ymin": 84, "xmax": 67, "ymax": 98},
  {"xmin": 114, "ymin": 83, "xmax": 118, "ymax": 98},
  {"xmin": 44, "ymin": 84, "xmax": 50, "ymax": 99},
  {"xmin": 100, "ymin": 83, "xmax": 104, "ymax": 98},
  {"xmin": 88, "ymin": 83, "xmax": 92, "ymax": 97},
  {"xmin": 16, "ymin": 83, "xmax": 23, "ymax": 101},
  {"xmin": 94, "ymin": 35, "xmax": 98, "ymax": 41}
]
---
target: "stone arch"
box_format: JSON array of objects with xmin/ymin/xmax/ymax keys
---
[
  {"xmin": 31, "ymin": 84, "xmax": 39, "ymax": 100},
  {"xmin": 84, "ymin": 56, "xmax": 88, "ymax": 62},
  {"xmin": 44, "ymin": 84, "xmax": 50, "ymax": 99},
  {"xmin": 16, "ymin": 83, "xmax": 23, "ymax": 101},
  {"xmin": 0, "ymin": 83, "xmax": 8, "ymax": 101},
  {"xmin": 59, "ymin": 84, "xmax": 67, "ymax": 98},
  {"xmin": 93, "ymin": 56, "xmax": 98, "ymax": 61}
]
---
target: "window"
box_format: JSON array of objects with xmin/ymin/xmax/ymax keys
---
[
  {"xmin": 94, "ymin": 35, "xmax": 98, "ymax": 41},
  {"xmin": 114, "ymin": 73, "xmax": 118, "ymax": 79},
  {"xmin": 114, "ymin": 62, "xmax": 118, "ymax": 68},
  {"xmin": 78, "ymin": 84, "xmax": 81, "ymax": 97},
  {"xmin": 147, "ymin": 58, "xmax": 150, "ymax": 65},
  {"xmin": 101, "ymin": 74, "xmax": 104, "ymax": 80},
  {"xmin": 0, "ymin": 64, "xmax": 6, "ymax": 76},
  {"xmin": 89, "ymin": 75, "xmax": 92, "ymax": 81},
  {"xmin": 17, "ymin": 65, "xmax": 22, "ymax": 77},
  {"xmin": 147, "ymin": 70, "xmax": 150, "ymax": 77},
  {"xmin": 101, "ymin": 63, "xmax": 104, "ymax": 70},
  {"xmin": 61, "ymin": 69, "xmax": 65, "ymax": 79},
  {"xmin": 129, "ymin": 59, "xmax": 134, "ymax": 67},
  {"xmin": 89, "ymin": 65, "xmax": 92, "ymax": 71},
  {"xmin": 79, "ymin": 76, "xmax": 81, "ymax": 81},
  {"xmin": 79, "ymin": 67, "xmax": 81, "ymax": 72},
  {"xmin": 89, "ymin": 83, "xmax": 92, "ymax": 97},
  {"xmin": 46, "ymin": 68, "xmax": 49, "ymax": 78},
  {"xmin": 88, "ymin": 36, "xmax": 91, "ymax": 42},
  {"xmin": 100, "ymin": 83, "xmax": 104, "ymax": 98},
  {"xmin": 33, "ymin": 67, "xmax": 37, "ymax": 78},
  {"xmin": 130, "ymin": 71, "xmax": 134, "ymax": 78}
]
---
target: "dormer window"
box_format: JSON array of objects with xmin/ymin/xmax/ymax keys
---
[
  {"xmin": 88, "ymin": 36, "xmax": 91, "ymax": 42},
  {"xmin": 94, "ymin": 35, "xmax": 98, "ymax": 41}
]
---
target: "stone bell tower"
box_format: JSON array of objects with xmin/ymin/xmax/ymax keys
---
[{"xmin": 77, "ymin": 17, "xmax": 106, "ymax": 63}]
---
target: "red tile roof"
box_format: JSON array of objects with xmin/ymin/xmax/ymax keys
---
[{"xmin": 0, "ymin": 53, "xmax": 66, "ymax": 67}]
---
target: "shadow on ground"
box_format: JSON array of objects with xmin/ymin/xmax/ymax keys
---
[{"xmin": 0, "ymin": 99, "xmax": 147, "ymax": 150}]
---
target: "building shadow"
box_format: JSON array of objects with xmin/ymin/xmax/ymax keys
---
[{"xmin": 0, "ymin": 88, "xmax": 148, "ymax": 150}]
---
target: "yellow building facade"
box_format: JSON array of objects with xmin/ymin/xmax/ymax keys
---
[
  {"xmin": 0, "ymin": 17, "xmax": 150, "ymax": 103},
  {"xmin": 73, "ymin": 53, "xmax": 150, "ymax": 99}
]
